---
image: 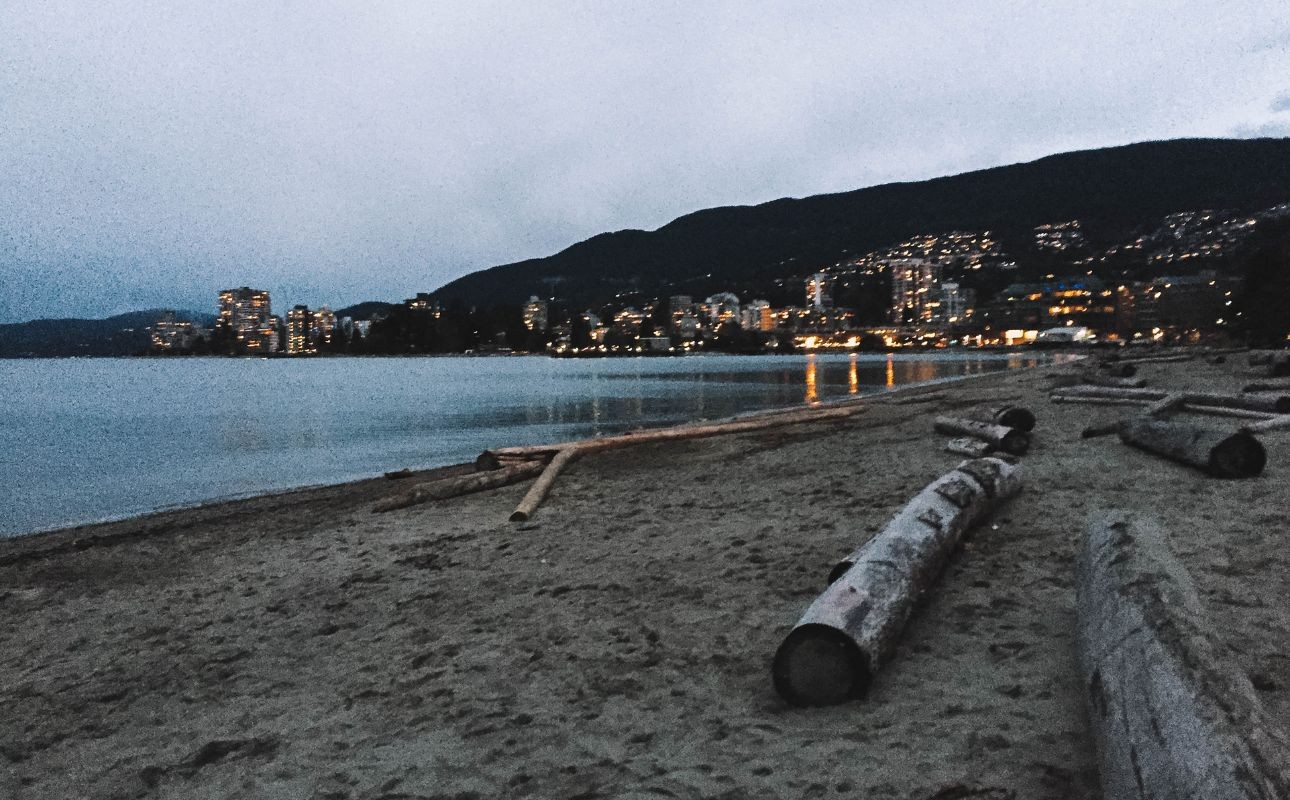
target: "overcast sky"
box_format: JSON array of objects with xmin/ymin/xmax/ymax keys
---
[{"xmin": 2, "ymin": 1, "xmax": 1288, "ymax": 322}]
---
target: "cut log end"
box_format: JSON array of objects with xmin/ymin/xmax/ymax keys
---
[
  {"xmin": 509, "ymin": 509, "xmax": 531, "ymax": 523},
  {"xmin": 1208, "ymin": 432, "xmax": 1267, "ymax": 478},
  {"xmin": 996, "ymin": 407, "xmax": 1036, "ymax": 432},
  {"xmin": 475, "ymin": 451, "xmax": 502, "ymax": 471},
  {"xmin": 771, "ymin": 624, "xmax": 871, "ymax": 707},
  {"xmin": 999, "ymin": 429, "xmax": 1030, "ymax": 456}
]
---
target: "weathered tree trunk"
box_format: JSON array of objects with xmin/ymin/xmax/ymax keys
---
[
  {"xmin": 1118, "ymin": 418, "xmax": 1266, "ymax": 478},
  {"xmin": 509, "ymin": 448, "xmax": 580, "ymax": 522},
  {"xmin": 933, "ymin": 416, "xmax": 1030, "ymax": 455},
  {"xmin": 477, "ymin": 404, "xmax": 861, "ymax": 469},
  {"xmin": 373, "ymin": 461, "xmax": 546, "ymax": 513},
  {"xmin": 965, "ymin": 403, "xmax": 1036, "ymax": 432},
  {"xmin": 945, "ymin": 437, "xmax": 993, "ymax": 457},
  {"xmin": 1077, "ymin": 512, "xmax": 1290, "ymax": 799},
  {"xmin": 771, "ymin": 458, "xmax": 1022, "ymax": 706},
  {"xmin": 1054, "ymin": 386, "xmax": 1290, "ymax": 414}
]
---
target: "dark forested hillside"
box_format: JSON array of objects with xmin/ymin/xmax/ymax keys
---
[{"xmin": 433, "ymin": 138, "xmax": 1290, "ymax": 307}]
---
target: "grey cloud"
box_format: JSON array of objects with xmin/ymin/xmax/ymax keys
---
[{"xmin": 2, "ymin": 1, "xmax": 1290, "ymax": 322}]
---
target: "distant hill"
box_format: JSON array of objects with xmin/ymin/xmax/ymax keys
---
[
  {"xmin": 335, "ymin": 301, "xmax": 394, "ymax": 320},
  {"xmin": 0, "ymin": 310, "xmax": 211, "ymax": 358},
  {"xmin": 432, "ymin": 137, "xmax": 1290, "ymax": 307}
]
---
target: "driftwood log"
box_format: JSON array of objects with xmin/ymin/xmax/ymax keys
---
[
  {"xmin": 1119, "ymin": 418, "xmax": 1266, "ymax": 478},
  {"xmin": 933, "ymin": 416, "xmax": 1030, "ymax": 455},
  {"xmin": 509, "ymin": 448, "xmax": 580, "ymax": 522},
  {"xmin": 1078, "ymin": 370, "xmax": 1146, "ymax": 389},
  {"xmin": 1053, "ymin": 386, "xmax": 1290, "ymax": 415},
  {"xmin": 373, "ymin": 461, "xmax": 546, "ymax": 512},
  {"xmin": 478, "ymin": 404, "xmax": 862, "ymax": 470},
  {"xmin": 945, "ymin": 437, "xmax": 993, "ymax": 457},
  {"xmin": 771, "ymin": 458, "xmax": 1022, "ymax": 706},
  {"xmin": 1244, "ymin": 378, "xmax": 1290, "ymax": 393},
  {"xmin": 1241, "ymin": 415, "xmax": 1290, "ymax": 434},
  {"xmin": 965, "ymin": 403, "xmax": 1036, "ymax": 432},
  {"xmin": 1078, "ymin": 512, "xmax": 1290, "ymax": 799},
  {"xmin": 1098, "ymin": 362, "xmax": 1138, "ymax": 378}
]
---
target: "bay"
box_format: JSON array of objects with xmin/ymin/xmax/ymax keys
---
[{"xmin": 0, "ymin": 352, "xmax": 1043, "ymax": 536}]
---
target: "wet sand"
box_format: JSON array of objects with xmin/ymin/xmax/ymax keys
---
[{"xmin": 2, "ymin": 357, "xmax": 1287, "ymax": 799}]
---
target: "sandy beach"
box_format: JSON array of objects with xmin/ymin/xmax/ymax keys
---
[{"xmin": 2, "ymin": 357, "xmax": 1287, "ymax": 800}]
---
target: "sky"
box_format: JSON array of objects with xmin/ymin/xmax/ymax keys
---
[{"xmin": 2, "ymin": 1, "xmax": 1289, "ymax": 323}]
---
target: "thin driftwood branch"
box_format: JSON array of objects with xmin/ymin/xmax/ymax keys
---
[{"xmin": 373, "ymin": 461, "xmax": 546, "ymax": 513}]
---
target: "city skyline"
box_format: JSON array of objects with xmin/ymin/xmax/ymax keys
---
[{"xmin": 3, "ymin": 2, "xmax": 1289, "ymax": 323}]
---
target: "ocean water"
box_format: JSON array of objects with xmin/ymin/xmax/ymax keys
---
[{"xmin": 0, "ymin": 352, "xmax": 1043, "ymax": 536}]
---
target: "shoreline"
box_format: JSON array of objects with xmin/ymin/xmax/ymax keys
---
[
  {"xmin": 5, "ymin": 353, "xmax": 1284, "ymax": 798},
  {"xmin": 3, "ymin": 355, "xmax": 1052, "ymax": 543}
]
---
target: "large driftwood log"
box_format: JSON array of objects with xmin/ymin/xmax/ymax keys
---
[
  {"xmin": 1054, "ymin": 386, "xmax": 1290, "ymax": 414},
  {"xmin": 933, "ymin": 416, "xmax": 1030, "ymax": 455},
  {"xmin": 1119, "ymin": 418, "xmax": 1266, "ymax": 478},
  {"xmin": 1077, "ymin": 512, "xmax": 1290, "ymax": 799},
  {"xmin": 965, "ymin": 403, "xmax": 1036, "ymax": 432},
  {"xmin": 771, "ymin": 458, "xmax": 1022, "ymax": 706},
  {"xmin": 478, "ymin": 404, "xmax": 862, "ymax": 469},
  {"xmin": 373, "ymin": 461, "xmax": 546, "ymax": 513}
]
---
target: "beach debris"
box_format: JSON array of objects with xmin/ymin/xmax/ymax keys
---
[
  {"xmin": 933, "ymin": 416, "xmax": 1030, "ymax": 456},
  {"xmin": 964, "ymin": 403, "xmax": 1036, "ymax": 432},
  {"xmin": 1077, "ymin": 370, "xmax": 1146, "ymax": 389},
  {"xmin": 1117, "ymin": 417, "xmax": 1266, "ymax": 478},
  {"xmin": 1104, "ymin": 352, "xmax": 1195, "ymax": 366},
  {"xmin": 1052, "ymin": 385, "xmax": 1290, "ymax": 414},
  {"xmin": 382, "ymin": 468, "xmax": 415, "ymax": 480},
  {"xmin": 771, "ymin": 457, "xmax": 1022, "ymax": 707},
  {"xmin": 945, "ymin": 437, "xmax": 993, "ymax": 457},
  {"xmin": 487, "ymin": 403, "xmax": 868, "ymax": 520},
  {"xmin": 1244, "ymin": 378, "xmax": 1290, "ymax": 393},
  {"xmin": 1077, "ymin": 512, "xmax": 1290, "ymax": 799},
  {"xmin": 1098, "ymin": 362, "xmax": 1138, "ymax": 378},
  {"xmin": 373, "ymin": 461, "xmax": 546, "ymax": 512}
]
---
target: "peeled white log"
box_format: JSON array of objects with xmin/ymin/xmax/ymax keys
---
[
  {"xmin": 1054, "ymin": 386, "xmax": 1290, "ymax": 414},
  {"xmin": 945, "ymin": 437, "xmax": 993, "ymax": 457},
  {"xmin": 933, "ymin": 416, "xmax": 1030, "ymax": 455},
  {"xmin": 1119, "ymin": 418, "xmax": 1266, "ymax": 478},
  {"xmin": 772, "ymin": 458, "xmax": 1022, "ymax": 706},
  {"xmin": 373, "ymin": 461, "xmax": 546, "ymax": 513},
  {"xmin": 965, "ymin": 403, "xmax": 1036, "ymax": 432},
  {"xmin": 509, "ymin": 448, "xmax": 580, "ymax": 522},
  {"xmin": 1078, "ymin": 512, "xmax": 1290, "ymax": 799}
]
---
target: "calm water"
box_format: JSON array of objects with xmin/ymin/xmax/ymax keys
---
[{"xmin": 0, "ymin": 353, "xmax": 1042, "ymax": 536}]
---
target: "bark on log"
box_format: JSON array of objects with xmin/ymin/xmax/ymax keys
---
[
  {"xmin": 965, "ymin": 403, "xmax": 1036, "ymax": 432},
  {"xmin": 933, "ymin": 416, "xmax": 1029, "ymax": 455},
  {"xmin": 1118, "ymin": 418, "xmax": 1266, "ymax": 478},
  {"xmin": 1077, "ymin": 512, "xmax": 1290, "ymax": 799},
  {"xmin": 373, "ymin": 461, "xmax": 546, "ymax": 513},
  {"xmin": 945, "ymin": 437, "xmax": 993, "ymax": 457},
  {"xmin": 509, "ymin": 448, "xmax": 580, "ymax": 522},
  {"xmin": 772, "ymin": 458, "xmax": 1022, "ymax": 706}
]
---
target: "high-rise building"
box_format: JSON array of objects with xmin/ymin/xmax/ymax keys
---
[
  {"xmin": 740, "ymin": 299, "xmax": 775, "ymax": 331},
  {"xmin": 938, "ymin": 282, "xmax": 973, "ymax": 325},
  {"xmin": 287, "ymin": 305, "xmax": 313, "ymax": 354},
  {"xmin": 806, "ymin": 273, "xmax": 833, "ymax": 310},
  {"xmin": 218, "ymin": 287, "xmax": 273, "ymax": 350},
  {"xmin": 888, "ymin": 259, "xmax": 943, "ymax": 324},
  {"xmin": 150, "ymin": 311, "xmax": 199, "ymax": 352},
  {"xmin": 523, "ymin": 296, "xmax": 549, "ymax": 332},
  {"xmin": 312, "ymin": 306, "xmax": 336, "ymax": 348}
]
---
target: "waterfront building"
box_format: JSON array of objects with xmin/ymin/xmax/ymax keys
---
[
  {"xmin": 888, "ymin": 258, "xmax": 943, "ymax": 324},
  {"xmin": 938, "ymin": 282, "xmax": 973, "ymax": 325},
  {"xmin": 149, "ymin": 311, "xmax": 199, "ymax": 352},
  {"xmin": 740, "ymin": 299, "xmax": 774, "ymax": 331},
  {"xmin": 703, "ymin": 293, "xmax": 741, "ymax": 326},
  {"xmin": 287, "ymin": 305, "xmax": 313, "ymax": 354},
  {"xmin": 523, "ymin": 296, "xmax": 549, "ymax": 332},
  {"xmin": 978, "ymin": 276, "xmax": 1114, "ymax": 337},
  {"xmin": 806, "ymin": 273, "xmax": 833, "ymax": 310},
  {"xmin": 218, "ymin": 287, "xmax": 276, "ymax": 350},
  {"xmin": 1120, "ymin": 273, "xmax": 1241, "ymax": 340},
  {"xmin": 312, "ymin": 306, "xmax": 336, "ymax": 348}
]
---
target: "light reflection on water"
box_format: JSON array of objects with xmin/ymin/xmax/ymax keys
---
[{"xmin": 0, "ymin": 352, "xmax": 1043, "ymax": 536}]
